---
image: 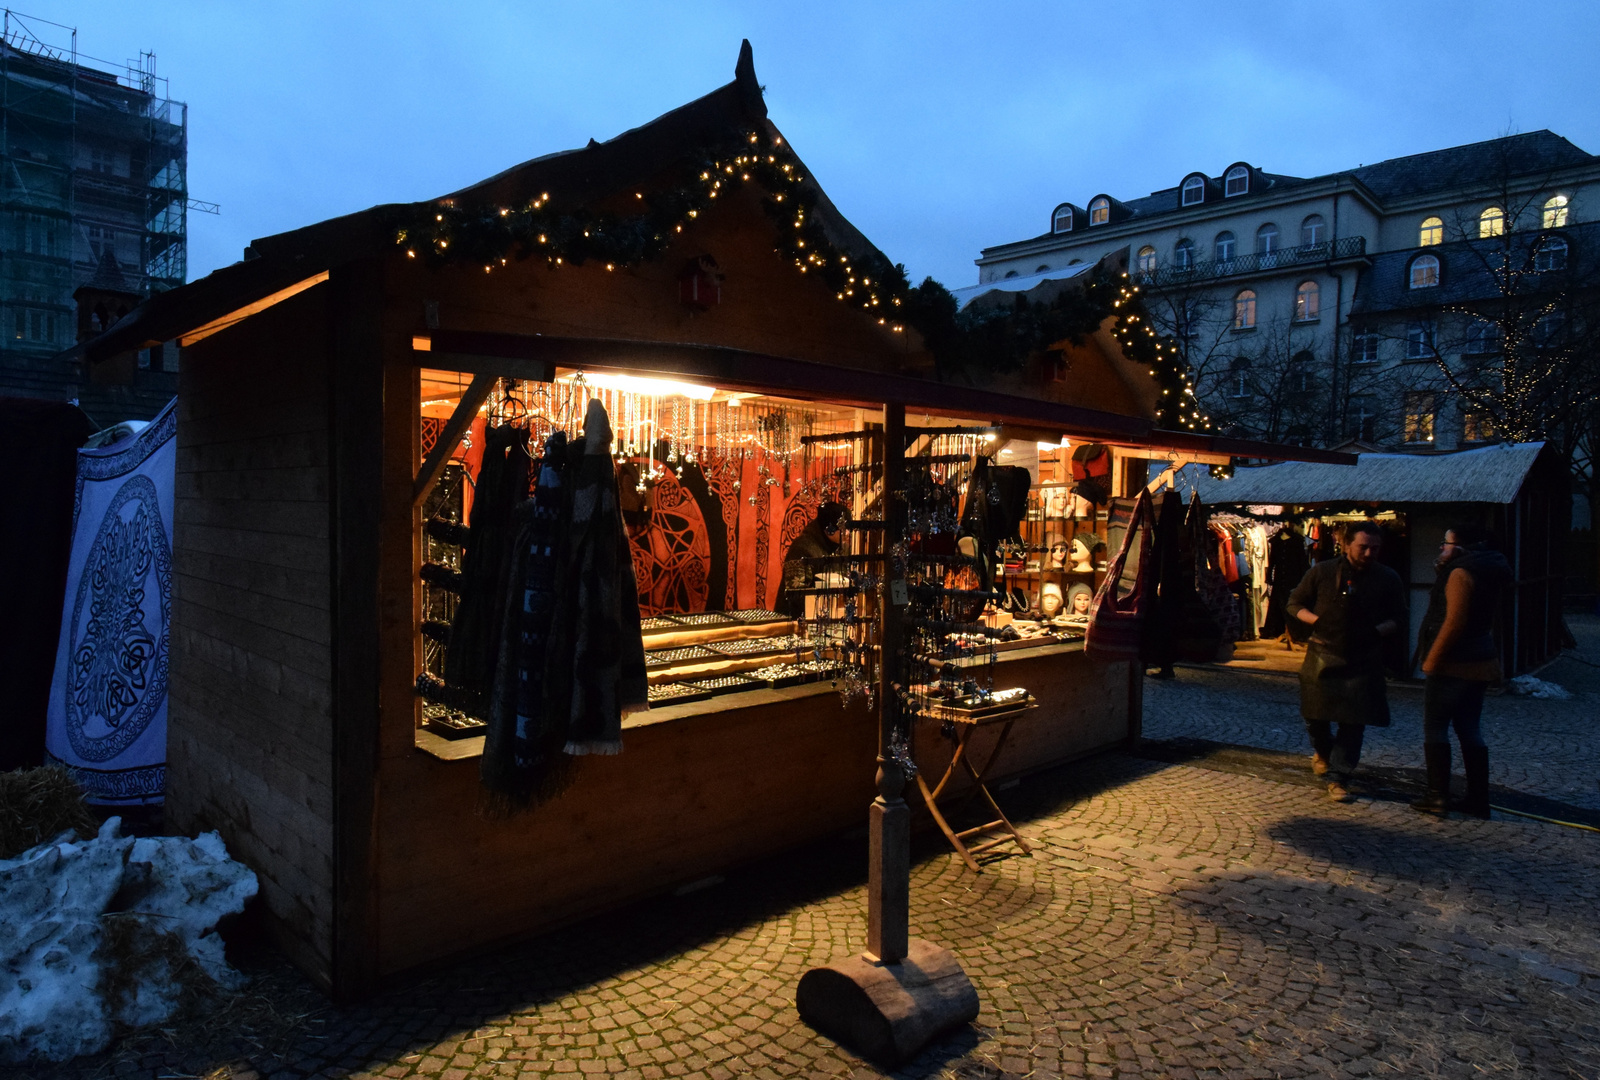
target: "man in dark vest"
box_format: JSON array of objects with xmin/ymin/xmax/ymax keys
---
[
  {"xmin": 1412, "ymin": 523, "xmax": 1512, "ymax": 818},
  {"xmin": 1286, "ymin": 521, "xmax": 1406, "ymax": 802}
]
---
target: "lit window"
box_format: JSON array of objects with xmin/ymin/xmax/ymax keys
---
[
  {"xmin": 1294, "ymin": 280, "xmax": 1320, "ymax": 321},
  {"xmin": 1534, "ymin": 236, "xmax": 1568, "ymax": 271},
  {"xmin": 1301, "ymin": 214, "xmax": 1326, "ymax": 246},
  {"xmin": 1543, "ymin": 195, "xmax": 1569, "ymax": 229},
  {"xmin": 1406, "ymin": 320, "xmax": 1436, "ymax": 359},
  {"xmin": 1404, "ymin": 392, "xmax": 1436, "ymax": 443},
  {"xmin": 1182, "ymin": 176, "xmax": 1205, "ymax": 206},
  {"xmin": 1229, "ymin": 356, "xmax": 1252, "ymax": 397},
  {"xmin": 1215, "ymin": 231, "xmax": 1236, "ymax": 261},
  {"xmin": 1479, "ymin": 206, "xmax": 1505, "ymax": 238},
  {"xmin": 1352, "ymin": 332, "xmax": 1379, "ymax": 364},
  {"xmin": 1174, "ymin": 238, "xmax": 1195, "ymax": 269},
  {"xmin": 1256, "ymin": 223, "xmax": 1279, "ymax": 255},
  {"xmin": 1136, "ymin": 246, "xmax": 1157, "ymax": 272},
  {"xmin": 1410, "ymin": 254, "xmax": 1440, "ymax": 288},
  {"xmin": 1419, "ymin": 216, "xmax": 1443, "ymax": 246},
  {"xmin": 1233, "ymin": 289, "xmax": 1256, "ymax": 329},
  {"xmin": 1089, "ymin": 197, "xmax": 1110, "ymax": 226},
  {"xmin": 1053, "ymin": 204, "xmax": 1074, "ymax": 233},
  {"xmin": 1462, "ymin": 410, "xmax": 1495, "ymax": 443},
  {"xmin": 1224, "ymin": 165, "xmax": 1249, "ymax": 197}
]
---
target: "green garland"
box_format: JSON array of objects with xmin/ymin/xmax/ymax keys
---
[{"xmin": 393, "ymin": 128, "xmax": 1206, "ymax": 431}]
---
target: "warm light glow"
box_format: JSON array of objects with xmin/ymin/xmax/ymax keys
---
[
  {"xmin": 559, "ymin": 372, "xmax": 717, "ymax": 400},
  {"xmin": 412, "ymin": 335, "xmax": 432, "ymax": 352}
]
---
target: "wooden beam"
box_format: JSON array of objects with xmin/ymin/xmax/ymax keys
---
[
  {"xmin": 178, "ymin": 271, "xmax": 331, "ymax": 346},
  {"xmin": 412, "ymin": 372, "xmax": 495, "ymax": 509},
  {"xmin": 412, "ymin": 330, "xmax": 1151, "ymax": 440}
]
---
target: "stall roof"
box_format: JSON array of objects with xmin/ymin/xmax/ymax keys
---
[
  {"xmin": 1177, "ymin": 442, "xmax": 1547, "ymax": 506},
  {"xmin": 951, "ymin": 263, "xmax": 1095, "ymax": 310},
  {"xmin": 60, "ymin": 40, "xmax": 1352, "ymax": 469}
]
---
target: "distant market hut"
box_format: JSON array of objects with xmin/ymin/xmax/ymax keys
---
[{"xmin": 1184, "ymin": 441, "xmax": 1569, "ymax": 676}]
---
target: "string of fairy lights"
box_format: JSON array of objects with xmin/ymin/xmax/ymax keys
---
[
  {"xmin": 1106, "ymin": 277, "xmax": 1210, "ymax": 431},
  {"xmin": 394, "ymin": 127, "xmax": 1207, "ymax": 432}
]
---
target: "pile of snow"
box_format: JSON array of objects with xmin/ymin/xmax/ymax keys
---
[
  {"xmin": 1505, "ymin": 674, "xmax": 1572, "ymax": 700},
  {"xmin": 0, "ymin": 818, "xmax": 258, "ymax": 1064}
]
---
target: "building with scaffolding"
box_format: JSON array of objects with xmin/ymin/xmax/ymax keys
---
[{"xmin": 0, "ymin": 10, "xmax": 190, "ymax": 422}]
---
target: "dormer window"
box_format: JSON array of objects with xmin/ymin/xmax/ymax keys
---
[
  {"xmin": 1181, "ymin": 175, "xmax": 1205, "ymax": 206},
  {"xmin": 1052, "ymin": 204, "xmax": 1074, "ymax": 233},
  {"xmin": 1409, "ymin": 254, "xmax": 1440, "ymax": 288},
  {"xmin": 1088, "ymin": 197, "xmax": 1110, "ymax": 226},
  {"xmin": 1224, "ymin": 165, "xmax": 1250, "ymax": 197},
  {"xmin": 1419, "ymin": 216, "xmax": 1443, "ymax": 246}
]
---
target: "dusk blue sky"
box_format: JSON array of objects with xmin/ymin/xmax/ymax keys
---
[{"xmin": 28, "ymin": 1, "xmax": 1600, "ymax": 289}]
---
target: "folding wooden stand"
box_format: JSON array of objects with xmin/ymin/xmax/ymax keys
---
[{"xmin": 916, "ymin": 703, "xmax": 1036, "ymax": 872}]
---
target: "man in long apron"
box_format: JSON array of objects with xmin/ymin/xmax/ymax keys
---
[{"xmin": 1286, "ymin": 521, "xmax": 1405, "ymax": 802}]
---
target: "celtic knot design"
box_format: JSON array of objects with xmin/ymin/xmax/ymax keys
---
[{"xmin": 65, "ymin": 474, "xmax": 171, "ymax": 763}]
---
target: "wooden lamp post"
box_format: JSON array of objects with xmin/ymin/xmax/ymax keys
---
[{"xmin": 796, "ymin": 402, "xmax": 979, "ymax": 1067}]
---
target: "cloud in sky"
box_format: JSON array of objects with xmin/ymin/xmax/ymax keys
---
[{"xmin": 31, "ymin": 0, "xmax": 1600, "ymax": 288}]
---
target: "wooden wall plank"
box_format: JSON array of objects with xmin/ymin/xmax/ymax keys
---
[{"xmin": 165, "ymin": 283, "xmax": 339, "ymax": 992}]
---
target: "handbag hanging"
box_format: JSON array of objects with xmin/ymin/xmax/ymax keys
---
[{"xmin": 1084, "ymin": 488, "xmax": 1155, "ymax": 662}]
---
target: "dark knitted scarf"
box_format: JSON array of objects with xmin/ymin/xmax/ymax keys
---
[
  {"xmin": 443, "ymin": 424, "xmax": 530, "ymax": 716},
  {"xmin": 481, "ymin": 431, "xmax": 572, "ymax": 810},
  {"xmin": 544, "ymin": 399, "xmax": 649, "ymax": 755}
]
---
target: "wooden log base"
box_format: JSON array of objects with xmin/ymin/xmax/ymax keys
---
[{"xmin": 796, "ymin": 938, "xmax": 980, "ymax": 1068}]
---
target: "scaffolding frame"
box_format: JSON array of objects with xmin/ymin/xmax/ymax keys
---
[{"xmin": 0, "ymin": 8, "xmax": 188, "ymax": 384}]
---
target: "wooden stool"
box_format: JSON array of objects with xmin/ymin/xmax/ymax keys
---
[{"xmin": 915, "ymin": 701, "xmax": 1036, "ymax": 872}]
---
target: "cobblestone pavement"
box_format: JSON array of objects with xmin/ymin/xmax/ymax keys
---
[
  {"xmin": 1146, "ymin": 615, "xmax": 1600, "ymax": 812},
  {"xmin": 30, "ymin": 749, "xmax": 1600, "ymax": 1080}
]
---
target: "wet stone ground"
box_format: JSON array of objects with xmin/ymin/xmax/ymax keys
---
[{"xmin": 24, "ymin": 625, "xmax": 1600, "ymax": 1080}]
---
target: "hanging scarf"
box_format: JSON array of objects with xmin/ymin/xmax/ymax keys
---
[
  {"xmin": 544, "ymin": 400, "xmax": 649, "ymax": 756},
  {"xmin": 443, "ymin": 424, "xmax": 530, "ymax": 716},
  {"xmin": 481, "ymin": 431, "xmax": 572, "ymax": 810}
]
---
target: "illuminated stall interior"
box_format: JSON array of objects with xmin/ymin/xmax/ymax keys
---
[{"xmin": 413, "ymin": 366, "xmax": 1119, "ymax": 751}]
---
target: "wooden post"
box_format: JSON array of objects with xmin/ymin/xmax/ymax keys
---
[
  {"xmin": 868, "ymin": 401, "xmax": 908, "ymax": 964},
  {"xmin": 796, "ymin": 400, "xmax": 979, "ymax": 1067}
]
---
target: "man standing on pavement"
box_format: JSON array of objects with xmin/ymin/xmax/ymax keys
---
[
  {"xmin": 1412, "ymin": 523, "xmax": 1511, "ymax": 818},
  {"xmin": 1286, "ymin": 521, "xmax": 1406, "ymax": 802}
]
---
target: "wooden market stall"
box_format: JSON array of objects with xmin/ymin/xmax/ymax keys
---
[
  {"xmin": 1182, "ymin": 441, "xmax": 1570, "ymax": 676},
  {"xmin": 67, "ymin": 42, "xmax": 1350, "ymax": 998}
]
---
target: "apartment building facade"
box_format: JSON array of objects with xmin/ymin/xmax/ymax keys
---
[{"xmin": 973, "ymin": 131, "xmax": 1600, "ymax": 453}]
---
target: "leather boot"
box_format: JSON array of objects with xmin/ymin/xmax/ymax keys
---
[
  {"xmin": 1456, "ymin": 745, "xmax": 1491, "ymax": 819},
  {"xmin": 1412, "ymin": 743, "xmax": 1452, "ymax": 815}
]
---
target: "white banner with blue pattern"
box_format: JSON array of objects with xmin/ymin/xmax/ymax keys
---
[{"xmin": 45, "ymin": 398, "xmax": 176, "ymax": 806}]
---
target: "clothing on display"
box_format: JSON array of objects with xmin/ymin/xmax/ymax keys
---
[
  {"xmin": 1261, "ymin": 525, "xmax": 1311, "ymax": 641},
  {"xmin": 45, "ymin": 399, "xmax": 176, "ymax": 806},
  {"xmin": 544, "ymin": 399, "xmax": 650, "ymax": 756},
  {"xmin": 481, "ymin": 431, "xmax": 573, "ymax": 809},
  {"xmin": 443, "ymin": 423, "xmax": 533, "ymax": 714}
]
